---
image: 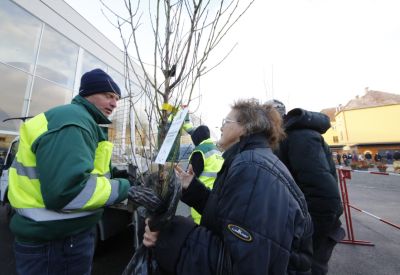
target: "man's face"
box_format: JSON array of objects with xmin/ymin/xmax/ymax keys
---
[{"xmin": 85, "ymin": 92, "xmax": 119, "ymax": 116}]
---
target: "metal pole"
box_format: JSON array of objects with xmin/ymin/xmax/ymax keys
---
[
  {"xmin": 349, "ymin": 204, "xmax": 400, "ymax": 230},
  {"xmin": 338, "ymin": 169, "xmax": 374, "ymax": 246}
]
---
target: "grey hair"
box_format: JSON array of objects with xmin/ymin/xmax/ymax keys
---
[
  {"xmin": 231, "ymin": 98, "xmax": 285, "ymax": 149},
  {"xmin": 265, "ymin": 99, "xmax": 286, "ymax": 117}
]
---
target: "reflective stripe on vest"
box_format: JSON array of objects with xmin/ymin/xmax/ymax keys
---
[
  {"xmin": 64, "ymin": 171, "xmax": 118, "ymax": 210},
  {"xmin": 16, "ymin": 208, "xmax": 101, "ymax": 222},
  {"xmin": 8, "ymin": 113, "xmax": 119, "ymax": 221},
  {"xmin": 203, "ymin": 149, "xmax": 221, "ymax": 159},
  {"xmin": 11, "ymin": 159, "xmax": 38, "ymax": 179},
  {"xmin": 200, "ymin": 171, "xmax": 219, "ymax": 178},
  {"xmin": 63, "ymin": 175, "xmax": 98, "ymax": 210},
  {"xmin": 105, "ymin": 179, "xmax": 120, "ymax": 206}
]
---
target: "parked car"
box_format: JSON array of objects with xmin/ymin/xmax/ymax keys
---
[{"xmin": 0, "ymin": 136, "xmax": 18, "ymax": 221}]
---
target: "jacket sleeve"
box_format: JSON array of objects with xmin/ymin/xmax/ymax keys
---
[
  {"xmin": 34, "ymin": 125, "xmax": 129, "ymax": 210},
  {"xmin": 285, "ymin": 131, "xmax": 341, "ymax": 217},
  {"xmin": 181, "ymin": 177, "xmax": 210, "ymax": 212},
  {"xmin": 154, "ymin": 216, "xmax": 224, "ymax": 275},
  {"xmin": 189, "ymin": 152, "xmax": 204, "ymax": 177}
]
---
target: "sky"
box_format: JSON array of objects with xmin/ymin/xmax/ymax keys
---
[{"xmin": 65, "ymin": 0, "xmax": 400, "ymax": 133}]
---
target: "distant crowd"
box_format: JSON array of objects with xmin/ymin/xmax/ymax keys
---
[{"xmin": 335, "ymin": 150, "xmax": 400, "ymax": 173}]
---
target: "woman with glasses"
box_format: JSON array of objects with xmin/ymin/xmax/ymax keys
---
[{"xmin": 143, "ymin": 99, "xmax": 313, "ymax": 275}]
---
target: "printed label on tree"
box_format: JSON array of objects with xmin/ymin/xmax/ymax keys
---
[{"xmin": 155, "ymin": 108, "xmax": 189, "ymax": 164}]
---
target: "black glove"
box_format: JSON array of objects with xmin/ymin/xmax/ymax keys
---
[
  {"xmin": 128, "ymin": 172, "xmax": 182, "ymax": 231},
  {"xmin": 128, "ymin": 185, "xmax": 163, "ymax": 213},
  {"xmin": 113, "ymin": 164, "xmax": 137, "ymax": 181},
  {"xmin": 112, "ymin": 167, "xmax": 129, "ymax": 178},
  {"xmin": 148, "ymin": 174, "xmax": 182, "ymax": 231}
]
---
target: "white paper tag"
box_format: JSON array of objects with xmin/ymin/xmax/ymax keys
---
[{"xmin": 155, "ymin": 108, "xmax": 189, "ymax": 164}]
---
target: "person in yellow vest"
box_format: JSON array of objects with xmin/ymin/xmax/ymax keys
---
[
  {"xmin": 187, "ymin": 125, "xmax": 224, "ymax": 224},
  {"xmin": 8, "ymin": 69, "xmax": 132, "ymax": 275}
]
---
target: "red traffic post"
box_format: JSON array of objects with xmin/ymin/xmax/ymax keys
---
[{"xmin": 338, "ymin": 168, "xmax": 374, "ymax": 246}]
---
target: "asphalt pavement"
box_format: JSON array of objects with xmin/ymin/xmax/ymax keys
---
[
  {"xmin": 0, "ymin": 171, "xmax": 398, "ymax": 274},
  {"xmin": 0, "ymin": 204, "xmax": 14, "ymax": 273},
  {"xmin": 328, "ymin": 170, "xmax": 400, "ymax": 275}
]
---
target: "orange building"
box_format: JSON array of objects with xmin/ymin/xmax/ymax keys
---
[{"xmin": 322, "ymin": 89, "xmax": 400, "ymax": 158}]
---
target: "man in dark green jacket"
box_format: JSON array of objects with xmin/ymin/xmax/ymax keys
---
[{"xmin": 8, "ymin": 68, "xmax": 130, "ymax": 275}]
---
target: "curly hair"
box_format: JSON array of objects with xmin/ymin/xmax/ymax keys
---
[{"xmin": 231, "ymin": 98, "xmax": 286, "ymax": 150}]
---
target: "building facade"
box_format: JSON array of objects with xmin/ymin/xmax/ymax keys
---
[
  {"xmin": 322, "ymin": 91, "xmax": 400, "ymax": 158},
  {"xmin": 0, "ymin": 0, "xmax": 146, "ymax": 163}
]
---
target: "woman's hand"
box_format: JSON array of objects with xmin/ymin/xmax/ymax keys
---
[
  {"xmin": 143, "ymin": 218, "xmax": 160, "ymax": 248},
  {"xmin": 175, "ymin": 164, "xmax": 194, "ymax": 189}
]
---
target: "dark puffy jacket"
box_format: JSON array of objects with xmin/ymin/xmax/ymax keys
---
[
  {"xmin": 277, "ymin": 108, "xmax": 343, "ymax": 235},
  {"xmin": 153, "ymin": 133, "xmax": 313, "ymax": 275}
]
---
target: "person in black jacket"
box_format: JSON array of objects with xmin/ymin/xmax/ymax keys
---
[
  {"xmin": 142, "ymin": 99, "xmax": 313, "ymax": 275},
  {"xmin": 269, "ymin": 100, "xmax": 345, "ymax": 275},
  {"xmin": 336, "ymin": 153, "xmax": 342, "ymax": 165}
]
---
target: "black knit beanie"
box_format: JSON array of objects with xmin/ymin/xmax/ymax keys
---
[
  {"xmin": 79, "ymin": 68, "xmax": 121, "ymax": 97},
  {"xmin": 191, "ymin": 125, "xmax": 210, "ymax": 146}
]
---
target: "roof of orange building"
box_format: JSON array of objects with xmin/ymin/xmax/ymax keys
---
[
  {"xmin": 321, "ymin": 89, "xmax": 400, "ymax": 121},
  {"xmin": 320, "ymin": 107, "xmax": 336, "ymax": 121},
  {"xmin": 343, "ymin": 90, "xmax": 400, "ymax": 110}
]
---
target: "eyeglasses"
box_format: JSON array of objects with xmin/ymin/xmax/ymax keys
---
[{"xmin": 222, "ymin": 118, "xmax": 239, "ymax": 127}]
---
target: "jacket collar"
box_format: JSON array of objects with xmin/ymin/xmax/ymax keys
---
[
  {"xmin": 222, "ymin": 133, "xmax": 269, "ymax": 160},
  {"xmin": 72, "ymin": 95, "xmax": 112, "ymax": 124},
  {"xmin": 199, "ymin": 138, "xmax": 214, "ymax": 145}
]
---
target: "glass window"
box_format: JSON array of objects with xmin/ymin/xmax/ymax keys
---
[
  {"xmin": 133, "ymin": 96, "xmax": 157, "ymax": 154},
  {"xmin": 28, "ymin": 77, "xmax": 73, "ymax": 116},
  {"xmin": 36, "ymin": 25, "xmax": 79, "ymax": 89},
  {"xmin": 109, "ymin": 98, "xmax": 131, "ymax": 164},
  {"xmin": 0, "ymin": 0, "xmax": 42, "ymax": 73},
  {"xmin": 108, "ymin": 67, "xmax": 127, "ymax": 97},
  {"xmin": 0, "ymin": 63, "xmax": 31, "ymax": 132},
  {"xmin": 129, "ymin": 80, "xmax": 143, "ymax": 97},
  {"xmin": 81, "ymin": 50, "xmax": 107, "ymax": 75}
]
